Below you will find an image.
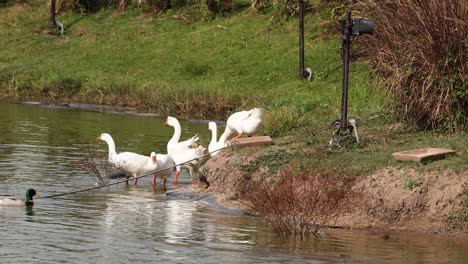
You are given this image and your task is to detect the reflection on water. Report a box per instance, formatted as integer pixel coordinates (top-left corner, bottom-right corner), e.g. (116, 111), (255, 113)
(0, 103), (467, 263)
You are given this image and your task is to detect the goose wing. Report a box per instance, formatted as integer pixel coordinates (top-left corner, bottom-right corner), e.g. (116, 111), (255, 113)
(177, 135), (200, 149)
(113, 152), (150, 173)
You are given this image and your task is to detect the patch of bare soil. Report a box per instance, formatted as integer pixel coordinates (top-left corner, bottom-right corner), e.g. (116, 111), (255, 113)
(336, 168), (467, 234)
(201, 149), (468, 236)
(201, 150), (254, 211)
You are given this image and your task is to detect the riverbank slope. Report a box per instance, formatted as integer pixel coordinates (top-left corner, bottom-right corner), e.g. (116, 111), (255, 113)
(200, 136), (467, 236)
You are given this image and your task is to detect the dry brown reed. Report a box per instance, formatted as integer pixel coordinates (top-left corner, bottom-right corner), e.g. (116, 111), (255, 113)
(244, 166), (359, 236)
(357, 0), (467, 131)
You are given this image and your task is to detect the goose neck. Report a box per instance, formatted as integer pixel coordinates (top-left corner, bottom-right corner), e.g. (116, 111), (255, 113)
(219, 127), (232, 144)
(218, 131), (228, 145)
(210, 125), (218, 146)
(169, 121), (182, 144)
(104, 138), (117, 158)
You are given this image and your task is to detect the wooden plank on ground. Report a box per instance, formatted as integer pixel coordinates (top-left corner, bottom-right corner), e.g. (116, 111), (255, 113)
(392, 148), (456, 163)
(227, 136), (272, 149)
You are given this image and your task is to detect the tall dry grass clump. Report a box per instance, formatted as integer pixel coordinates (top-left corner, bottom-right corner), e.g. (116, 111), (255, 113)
(244, 166), (359, 236)
(359, 0), (467, 131)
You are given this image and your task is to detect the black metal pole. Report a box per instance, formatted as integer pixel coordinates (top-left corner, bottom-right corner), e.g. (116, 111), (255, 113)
(49, 0), (57, 29)
(340, 10), (352, 132)
(299, 0), (305, 79)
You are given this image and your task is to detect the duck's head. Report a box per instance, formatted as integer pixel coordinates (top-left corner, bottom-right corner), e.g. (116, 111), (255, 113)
(25, 189), (39, 201)
(164, 116), (177, 127)
(150, 152), (157, 164)
(208, 122), (217, 131)
(97, 133), (112, 142)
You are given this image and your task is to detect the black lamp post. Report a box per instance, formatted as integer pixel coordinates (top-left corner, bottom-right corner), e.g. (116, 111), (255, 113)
(339, 10), (352, 132)
(298, 0), (312, 80)
(49, 0), (57, 29)
(330, 10), (374, 146)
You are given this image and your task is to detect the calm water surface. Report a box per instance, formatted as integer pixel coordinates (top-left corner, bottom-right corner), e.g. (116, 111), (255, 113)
(0, 103), (467, 263)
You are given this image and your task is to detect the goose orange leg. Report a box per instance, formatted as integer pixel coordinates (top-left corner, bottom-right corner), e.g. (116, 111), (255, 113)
(173, 171), (180, 185)
(231, 133), (243, 141)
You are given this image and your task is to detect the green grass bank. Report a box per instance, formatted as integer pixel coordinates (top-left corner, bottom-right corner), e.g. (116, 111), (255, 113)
(0, 2), (383, 122)
(0, 2), (466, 173)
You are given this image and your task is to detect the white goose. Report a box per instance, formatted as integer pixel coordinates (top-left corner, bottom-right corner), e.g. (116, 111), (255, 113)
(164, 116), (206, 184)
(98, 133), (157, 185)
(151, 152), (174, 190)
(208, 121), (228, 157)
(221, 108), (264, 141)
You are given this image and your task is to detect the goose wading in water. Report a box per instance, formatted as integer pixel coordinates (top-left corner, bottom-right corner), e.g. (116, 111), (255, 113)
(0, 189), (39, 206)
(164, 116), (206, 184)
(208, 121), (228, 157)
(151, 152), (174, 190)
(221, 108), (264, 141)
(98, 133), (157, 185)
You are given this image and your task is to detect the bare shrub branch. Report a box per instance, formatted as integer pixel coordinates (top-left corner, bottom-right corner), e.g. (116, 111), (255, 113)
(72, 144), (114, 186)
(244, 166), (360, 236)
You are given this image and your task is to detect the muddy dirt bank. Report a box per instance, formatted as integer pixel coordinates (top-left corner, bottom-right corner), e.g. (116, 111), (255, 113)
(199, 148), (467, 236)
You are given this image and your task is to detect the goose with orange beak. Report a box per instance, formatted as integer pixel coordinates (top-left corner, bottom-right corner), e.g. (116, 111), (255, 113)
(97, 133), (157, 185)
(164, 116), (206, 184)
